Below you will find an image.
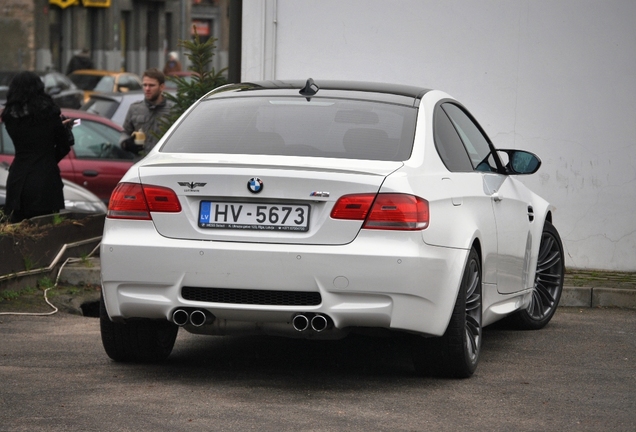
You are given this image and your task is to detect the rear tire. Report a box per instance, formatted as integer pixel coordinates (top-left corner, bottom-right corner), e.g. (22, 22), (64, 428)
(508, 221), (564, 330)
(413, 248), (482, 378)
(99, 294), (178, 362)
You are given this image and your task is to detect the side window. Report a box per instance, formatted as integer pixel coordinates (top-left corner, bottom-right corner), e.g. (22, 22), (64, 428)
(1, 125), (16, 155)
(72, 120), (134, 160)
(433, 106), (473, 172)
(57, 74), (70, 91)
(43, 74), (56, 92)
(442, 103), (497, 172)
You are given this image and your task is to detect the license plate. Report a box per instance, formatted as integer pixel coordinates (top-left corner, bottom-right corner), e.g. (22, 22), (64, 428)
(199, 201), (310, 232)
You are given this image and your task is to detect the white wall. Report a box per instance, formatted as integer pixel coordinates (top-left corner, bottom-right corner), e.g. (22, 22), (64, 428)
(242, 0), (636, 271)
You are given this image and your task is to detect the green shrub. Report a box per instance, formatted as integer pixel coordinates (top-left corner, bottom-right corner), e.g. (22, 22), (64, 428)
(158, 28), (228, 138)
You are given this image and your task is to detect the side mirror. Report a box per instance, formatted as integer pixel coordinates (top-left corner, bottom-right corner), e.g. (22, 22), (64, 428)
(497, 149), (541, 175)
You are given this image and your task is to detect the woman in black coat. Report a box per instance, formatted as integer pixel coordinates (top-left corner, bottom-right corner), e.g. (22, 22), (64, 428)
(1, 71), (74, 223)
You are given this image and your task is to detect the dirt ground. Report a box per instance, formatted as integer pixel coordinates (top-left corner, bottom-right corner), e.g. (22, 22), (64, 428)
(0, 283), (101, 316)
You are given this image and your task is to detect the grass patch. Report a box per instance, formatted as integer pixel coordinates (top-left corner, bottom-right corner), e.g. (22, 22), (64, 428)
(52, 214), (66, 225)
(0, 283), (100, 314)
(564, 269), (636, 288)
(78, 254), (94, 267)
(0, 285), (40, 302)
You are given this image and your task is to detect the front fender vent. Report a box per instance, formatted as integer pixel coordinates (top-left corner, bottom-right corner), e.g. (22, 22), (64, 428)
(182, 286), (322, 306)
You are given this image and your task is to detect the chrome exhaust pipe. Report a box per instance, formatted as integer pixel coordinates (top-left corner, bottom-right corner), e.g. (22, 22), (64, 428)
(172, 309), (189, 326)
(311, 314), (328, 332)
(189, 309), (212, 327)
(292, 314), (309, 332)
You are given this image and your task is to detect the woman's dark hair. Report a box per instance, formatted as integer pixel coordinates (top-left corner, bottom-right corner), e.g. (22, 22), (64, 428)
(1, 71), (57, 121)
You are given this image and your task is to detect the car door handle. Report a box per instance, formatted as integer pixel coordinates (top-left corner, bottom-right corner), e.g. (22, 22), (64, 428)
(83, 170), (99, 177)
(492, 192), (503, 202)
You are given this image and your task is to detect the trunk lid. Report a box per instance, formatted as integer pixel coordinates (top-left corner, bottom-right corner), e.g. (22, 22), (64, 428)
(138, 154), (402, 245)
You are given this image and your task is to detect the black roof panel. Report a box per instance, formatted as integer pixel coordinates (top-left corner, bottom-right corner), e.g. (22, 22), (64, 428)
(205, 79), (431, 106)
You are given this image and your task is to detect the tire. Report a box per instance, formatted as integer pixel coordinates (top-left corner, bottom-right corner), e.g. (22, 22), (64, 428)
(413, 248), (482, 378)
(99, 294), (179, 362)
(508, 221), (564, 330)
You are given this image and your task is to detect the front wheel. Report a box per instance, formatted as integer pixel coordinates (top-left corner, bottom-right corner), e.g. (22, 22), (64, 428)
(99, 294), (179, 362)
(413, 247), (482, 378)
(508, 221), (564, 330)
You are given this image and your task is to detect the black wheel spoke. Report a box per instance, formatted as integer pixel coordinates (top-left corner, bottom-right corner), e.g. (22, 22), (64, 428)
(535, 281), (556, 306)
(528, 229), (564, 320)
(465, 256), (482, 360)
(466, 315), (480, 336)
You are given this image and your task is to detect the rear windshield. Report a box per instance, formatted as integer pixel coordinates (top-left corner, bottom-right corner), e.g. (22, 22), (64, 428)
(161, 96), (417, 161)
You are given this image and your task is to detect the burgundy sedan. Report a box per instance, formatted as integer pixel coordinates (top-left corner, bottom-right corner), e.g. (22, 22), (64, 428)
(0, 109), (135, 202)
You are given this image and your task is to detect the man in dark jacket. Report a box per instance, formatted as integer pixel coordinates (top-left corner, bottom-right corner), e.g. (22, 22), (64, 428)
(65, 48), (94, 75)
(120, 68), (173, 155)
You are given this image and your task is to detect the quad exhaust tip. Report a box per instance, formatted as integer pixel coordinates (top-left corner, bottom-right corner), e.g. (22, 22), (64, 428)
(293, 313), (331, 333)
(174, 309), (330, 332)
(172, 309), (214, 327)
(311, 314), (328, 332)
(292, 314), (310, 332)
(173, 309), (190, 326)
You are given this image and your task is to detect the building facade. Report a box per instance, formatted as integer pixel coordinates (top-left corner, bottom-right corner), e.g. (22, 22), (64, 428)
(0, 0), (229, 75)
(242, 0), (636, 272)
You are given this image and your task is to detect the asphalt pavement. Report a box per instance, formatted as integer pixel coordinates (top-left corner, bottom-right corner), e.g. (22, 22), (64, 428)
(0, 307), (634, 431)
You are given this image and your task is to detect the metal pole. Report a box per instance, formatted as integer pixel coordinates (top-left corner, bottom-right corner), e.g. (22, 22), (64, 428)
(228, 0), (242, 83)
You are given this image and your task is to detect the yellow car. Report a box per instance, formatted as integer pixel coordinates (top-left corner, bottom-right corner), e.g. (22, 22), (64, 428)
(68, 69), (142, 103)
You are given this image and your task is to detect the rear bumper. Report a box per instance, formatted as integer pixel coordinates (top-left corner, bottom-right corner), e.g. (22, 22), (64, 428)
(100, 219), (468, 337)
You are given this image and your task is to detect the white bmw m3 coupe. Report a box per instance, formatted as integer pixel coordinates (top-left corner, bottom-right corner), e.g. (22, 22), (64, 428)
(99, 79), (564, 378)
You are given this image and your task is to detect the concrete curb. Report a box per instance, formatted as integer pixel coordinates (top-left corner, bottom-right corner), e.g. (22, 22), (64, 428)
(560, 286), (636, 308)
(59, 259), (636, 310)
(58, 257), (101, 287)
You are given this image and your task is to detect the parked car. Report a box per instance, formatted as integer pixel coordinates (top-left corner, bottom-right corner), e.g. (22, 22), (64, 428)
(79, 90), (144, 127)
(68, 70), (142, 103)
(0, 109), (135, 203)
(0, 162), (106, 215)
(99, 79), (564, 378)
(0, 70), (84, 109)
(80, 89), (175, 127)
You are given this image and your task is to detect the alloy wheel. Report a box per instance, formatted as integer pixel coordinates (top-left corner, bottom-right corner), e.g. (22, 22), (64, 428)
(464, 257), (482, 362)
(528, 230), (563, 320)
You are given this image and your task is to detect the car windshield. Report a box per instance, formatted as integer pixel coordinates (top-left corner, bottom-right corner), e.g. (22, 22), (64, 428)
(82, 97), (119, 120)
(70, 74), (111, 91)
(94, 76), (116, 92)
(161, 96), (417, 161)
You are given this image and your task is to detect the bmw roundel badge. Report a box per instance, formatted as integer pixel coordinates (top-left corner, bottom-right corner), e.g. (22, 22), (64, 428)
(247, 177), (264, 194)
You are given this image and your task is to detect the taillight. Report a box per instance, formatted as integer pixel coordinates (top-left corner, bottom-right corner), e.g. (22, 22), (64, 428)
(329, 194), (376, 220)
(331, 193), (429, 230)
(107, 183), (182, 220)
